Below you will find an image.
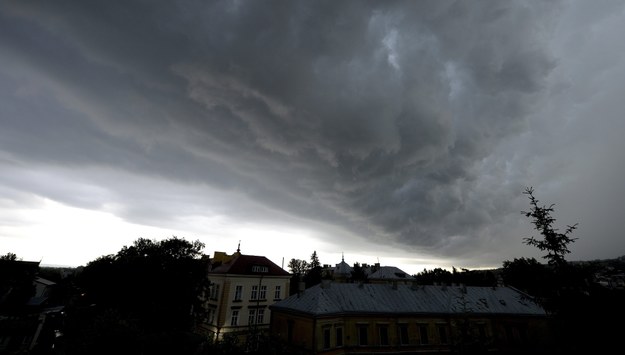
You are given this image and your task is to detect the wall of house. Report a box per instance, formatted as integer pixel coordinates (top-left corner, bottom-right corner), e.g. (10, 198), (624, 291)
(314, 314), (453, 353)
(201, 274), (290, 341)
(271, 311), (315, 351)
(270, 311), (552, 354)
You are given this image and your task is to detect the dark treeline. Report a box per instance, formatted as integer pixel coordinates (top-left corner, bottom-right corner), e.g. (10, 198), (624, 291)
(64, 237), (209, 355)
(414, 267), (498, 287)
(19, 237), (276, 355)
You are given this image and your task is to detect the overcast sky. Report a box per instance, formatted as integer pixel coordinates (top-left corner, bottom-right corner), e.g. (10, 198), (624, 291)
(1, 0), (625, 274)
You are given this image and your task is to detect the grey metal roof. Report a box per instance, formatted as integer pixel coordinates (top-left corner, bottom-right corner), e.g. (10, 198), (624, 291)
(368, 266), (414, 280)
(270, 283), (545, 317)
(333, 260), (353, 275)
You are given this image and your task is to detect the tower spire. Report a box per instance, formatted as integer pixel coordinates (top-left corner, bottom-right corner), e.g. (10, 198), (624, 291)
(237, 240), (241, 254)
(342, 252), (344, 262)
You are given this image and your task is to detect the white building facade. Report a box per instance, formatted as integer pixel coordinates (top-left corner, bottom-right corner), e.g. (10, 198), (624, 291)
(199, 251), (291, 341)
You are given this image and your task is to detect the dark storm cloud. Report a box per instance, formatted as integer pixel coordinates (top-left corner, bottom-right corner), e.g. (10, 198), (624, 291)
(6, 0), (615, 265)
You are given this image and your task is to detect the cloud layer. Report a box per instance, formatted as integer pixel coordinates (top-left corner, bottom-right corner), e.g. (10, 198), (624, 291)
(1, 1), (625, 268)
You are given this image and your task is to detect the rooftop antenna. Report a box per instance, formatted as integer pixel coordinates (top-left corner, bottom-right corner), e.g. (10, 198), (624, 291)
(237, 240), (241, 253)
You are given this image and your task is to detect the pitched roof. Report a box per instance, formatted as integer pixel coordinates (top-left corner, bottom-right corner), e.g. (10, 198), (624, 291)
(209, 254), (290, 277)
(270, 283), (545, 317)
(368, 266), (414, 280)
(333, 260), (353, 275)
(35, 277), (56, 286)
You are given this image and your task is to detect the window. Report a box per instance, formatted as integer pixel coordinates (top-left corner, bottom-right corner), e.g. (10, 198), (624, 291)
(477, 323), (486, 342)
(378, 325), (389, 346)
(274, 285), (282, 299)
(252, 265), (269, 273)
(210, 283), (220, 300)
(207, 309), (215, 324)
(256, 309), (265, 324)
(505, 324), (526, 345)
(251, 285), (258, 300)
(234, 285), (243, 301)
(438, 325), (448, 344)
(259, 285), (267, 300)
(358, 326), (368, 346)
(230, 310), (239, 326)
(505, 325), (515, 344)
(336, 327), (343, 347)
(287, 320), (294, 344)
(518, 325), (528, 344)
(399, 324), (409, 345)
(323, 328), (331, 349)
(419, 324), (429, 345)
(248, 309), (256, 325)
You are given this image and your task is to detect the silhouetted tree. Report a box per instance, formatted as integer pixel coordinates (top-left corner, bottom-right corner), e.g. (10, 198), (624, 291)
(0, 252), (18, 261)
(0, 257), (37, 314)
(522, 187), (577, 268)
(456, 268), (497, 287)
(415, 267), (453, 285)
(415, 267), (496, 287)
(288, 253), (323, 290)
(304, 251), (322, 287)
(287, 258), (308, 275)
(514, 188), (611, 353)
(350, 262), (368, 283)
(309, 251), (320, 269)
(502, 257), (551, 297)
(517, 187), (587, 313)
(66, 237), (209, 355)
(287, 258), (308, 295)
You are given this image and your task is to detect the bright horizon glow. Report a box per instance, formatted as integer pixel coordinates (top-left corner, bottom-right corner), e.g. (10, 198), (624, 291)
(0, 197), (455, 275)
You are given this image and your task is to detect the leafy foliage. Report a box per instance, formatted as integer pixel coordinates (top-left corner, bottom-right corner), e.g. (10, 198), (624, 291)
(309, 251), (320, 269)
(350, 262), (368, 283)
(288, 252), (324, 294)
(287, 258), (308, 275)
(414, 267), (496, 287)
(501, 257), (553, 299)
(507, 188), (625, 353)
(0, 258), (37, 314)
(414, 267), (453, 285)
(66, 237), (209, 354)
(0, 252), (18, 261)
(304, 251), (322, 287)
(522, 187), (577, 267)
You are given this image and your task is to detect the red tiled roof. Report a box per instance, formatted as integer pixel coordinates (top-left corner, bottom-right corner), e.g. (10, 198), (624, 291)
(209, 254), (290, 276)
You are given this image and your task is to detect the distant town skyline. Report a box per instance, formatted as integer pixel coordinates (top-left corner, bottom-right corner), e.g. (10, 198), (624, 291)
(2, 1), (625, 275)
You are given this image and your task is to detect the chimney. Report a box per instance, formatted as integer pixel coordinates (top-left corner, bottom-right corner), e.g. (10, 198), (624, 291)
(496, 275), (504, 287)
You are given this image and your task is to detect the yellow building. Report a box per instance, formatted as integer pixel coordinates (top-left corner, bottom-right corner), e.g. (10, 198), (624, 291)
(198, 250), (291, 343)
(270, 282), (552, 354)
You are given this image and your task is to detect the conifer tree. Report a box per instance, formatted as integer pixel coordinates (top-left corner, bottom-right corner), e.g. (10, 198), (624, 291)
(522, 187), (578, 268)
